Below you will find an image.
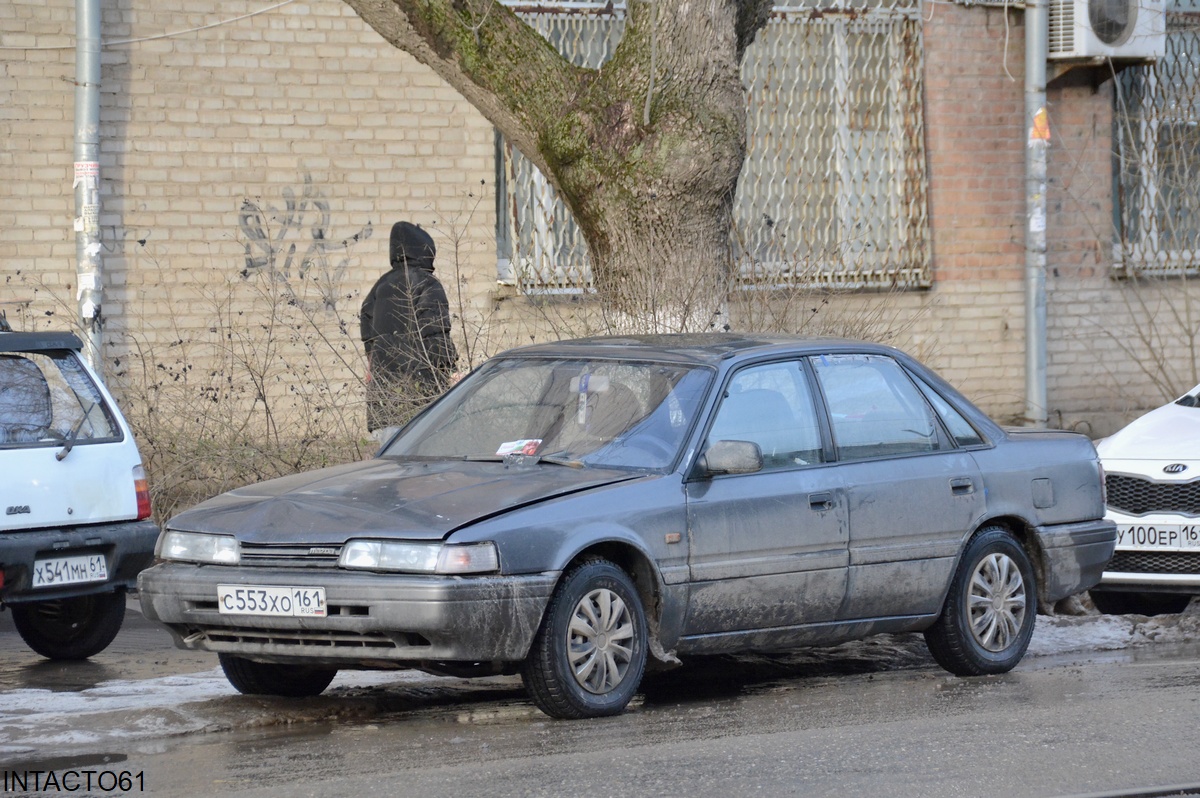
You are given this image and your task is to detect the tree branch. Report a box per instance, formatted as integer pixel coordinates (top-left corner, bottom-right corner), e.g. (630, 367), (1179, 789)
(734, 0), (773, 62)
(343, 0), (588, 180)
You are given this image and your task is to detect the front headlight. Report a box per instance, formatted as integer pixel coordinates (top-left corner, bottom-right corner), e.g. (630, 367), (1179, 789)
(157, 530), (241, 565)
(338, 540), (499, 574)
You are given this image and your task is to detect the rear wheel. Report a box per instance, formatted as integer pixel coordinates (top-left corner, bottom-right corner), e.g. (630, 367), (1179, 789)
(11, 592), (126, 660)
(219, 653), (337, 697)
(1089, 590), (1192, 616)
(522, 558), (647, 719)
(924, 526), (1037, 676)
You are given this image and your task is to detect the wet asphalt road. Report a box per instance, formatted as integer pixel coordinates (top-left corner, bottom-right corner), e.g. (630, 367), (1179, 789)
(4, 600), (1200, 798)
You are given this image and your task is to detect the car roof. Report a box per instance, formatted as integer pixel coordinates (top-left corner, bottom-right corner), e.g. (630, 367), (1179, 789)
(498, 333), (901, 366)
(0, 331), (84, 354)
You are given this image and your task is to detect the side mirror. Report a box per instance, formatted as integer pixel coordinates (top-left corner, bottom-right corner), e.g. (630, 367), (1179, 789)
(698, 440), (764, 476)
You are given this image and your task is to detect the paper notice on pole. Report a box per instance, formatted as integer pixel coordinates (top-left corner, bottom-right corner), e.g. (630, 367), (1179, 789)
(73, 161), (100, 189)
(82, 205), (99, 234)
(1030, 209), (1047, 233)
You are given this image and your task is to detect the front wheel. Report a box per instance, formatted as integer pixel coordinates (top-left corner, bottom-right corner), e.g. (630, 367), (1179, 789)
(522, 558), (648, 719)
(219, 653), (338, 697)
(11, 592), (126, 660)
(924, 526), (1037, 676)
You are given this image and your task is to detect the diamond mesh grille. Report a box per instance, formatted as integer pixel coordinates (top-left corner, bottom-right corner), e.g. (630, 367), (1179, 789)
(1108, 550), (1200, 574)
(497, 0), (931, 292)
(1115, 0), (1200, 274)
(1107, 473), (1200, 516)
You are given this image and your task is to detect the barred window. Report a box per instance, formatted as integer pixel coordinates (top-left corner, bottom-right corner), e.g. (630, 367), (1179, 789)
(496, 0), (932, 293)
(1115, 0), (1200, 275)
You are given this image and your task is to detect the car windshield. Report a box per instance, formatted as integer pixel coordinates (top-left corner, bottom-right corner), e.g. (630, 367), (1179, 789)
(1177, 384), (1200, 407)
(383, 357), (713, 470)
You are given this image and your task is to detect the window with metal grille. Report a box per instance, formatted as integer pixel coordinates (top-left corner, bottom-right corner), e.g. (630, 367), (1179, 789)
(496, 0), (932, 293)
(1114, 0), (1200, 275)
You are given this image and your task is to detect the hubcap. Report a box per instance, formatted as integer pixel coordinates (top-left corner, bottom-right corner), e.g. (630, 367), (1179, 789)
(968, 552), (1027, 652)
(567, 588), (635, 695)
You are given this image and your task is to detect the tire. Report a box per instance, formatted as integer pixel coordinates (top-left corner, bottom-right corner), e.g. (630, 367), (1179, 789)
(11, 592), (126, 660)
(1089, 590), (1192, 616)
(219, 653), (338, 697)
(522, 558), (648, 719)
(924, 526), (1037, 676)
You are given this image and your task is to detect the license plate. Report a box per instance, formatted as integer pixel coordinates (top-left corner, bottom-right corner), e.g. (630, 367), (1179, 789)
(1116, 523), (1200, 550)
(33, 554), (108, 588)
(217, 585), (327, 617)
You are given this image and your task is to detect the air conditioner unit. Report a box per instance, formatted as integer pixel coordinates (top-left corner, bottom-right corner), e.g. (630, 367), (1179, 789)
(1048, 0), (1166, 60)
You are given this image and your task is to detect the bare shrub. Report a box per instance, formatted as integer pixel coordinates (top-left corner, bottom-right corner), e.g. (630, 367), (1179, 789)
(109, 269), (381, 522)
(15, 263), (388, 523)
(1081, 272), (1200, 406)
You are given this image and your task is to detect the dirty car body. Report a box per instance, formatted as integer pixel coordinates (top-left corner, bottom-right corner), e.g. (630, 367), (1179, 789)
(139, 335), (1115, 718)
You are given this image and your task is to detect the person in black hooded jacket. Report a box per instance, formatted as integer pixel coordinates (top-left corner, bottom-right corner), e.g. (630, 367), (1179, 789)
(361, 221), (457, 435)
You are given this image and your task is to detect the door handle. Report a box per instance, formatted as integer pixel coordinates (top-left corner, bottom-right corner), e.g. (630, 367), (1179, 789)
(809, 492), (834, 511)
(950, 477), (975, 495)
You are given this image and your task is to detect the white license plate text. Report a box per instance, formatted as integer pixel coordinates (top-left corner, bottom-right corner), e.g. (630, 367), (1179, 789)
(217, 585), (327, 617)
(1116, 524), (1200, 550)
(33, 554), (108, 588)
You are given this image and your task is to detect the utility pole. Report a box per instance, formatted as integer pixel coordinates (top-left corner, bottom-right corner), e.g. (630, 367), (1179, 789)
(73, 0), (104, 379)
(1024, 0), (1050, 427)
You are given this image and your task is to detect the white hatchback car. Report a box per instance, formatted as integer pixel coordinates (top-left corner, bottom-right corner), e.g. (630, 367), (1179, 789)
(1092, 385), (1200, 615)
(0, 325), (159, 658)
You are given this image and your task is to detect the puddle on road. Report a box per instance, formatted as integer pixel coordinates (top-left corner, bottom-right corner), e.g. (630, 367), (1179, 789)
(5, 607), (1200, 767)
(0, 660), (123, 694)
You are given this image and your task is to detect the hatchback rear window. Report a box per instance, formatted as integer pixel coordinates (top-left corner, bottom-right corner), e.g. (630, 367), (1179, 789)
(0, 350), (119, 447)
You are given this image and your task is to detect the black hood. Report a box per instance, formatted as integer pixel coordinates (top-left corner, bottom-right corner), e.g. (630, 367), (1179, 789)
(389, 222), (436, 272)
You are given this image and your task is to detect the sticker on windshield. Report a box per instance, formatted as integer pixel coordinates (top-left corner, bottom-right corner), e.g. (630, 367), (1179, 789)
(496, 439), (542, 456)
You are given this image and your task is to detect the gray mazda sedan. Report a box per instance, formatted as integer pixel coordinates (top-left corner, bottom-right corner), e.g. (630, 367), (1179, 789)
(139, 334), (1115, 718)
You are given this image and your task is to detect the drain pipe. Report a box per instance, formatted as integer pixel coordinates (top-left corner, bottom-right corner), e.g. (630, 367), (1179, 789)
(1024, 0), (1049, 427)
(73, 0), (104, 379)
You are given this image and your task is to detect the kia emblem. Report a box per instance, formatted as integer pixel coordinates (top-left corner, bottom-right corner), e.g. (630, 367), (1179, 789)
(1164, 463), (1189, 474)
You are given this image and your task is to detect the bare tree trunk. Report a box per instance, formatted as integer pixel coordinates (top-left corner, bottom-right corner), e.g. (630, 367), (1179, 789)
(589, 200), (734, 333)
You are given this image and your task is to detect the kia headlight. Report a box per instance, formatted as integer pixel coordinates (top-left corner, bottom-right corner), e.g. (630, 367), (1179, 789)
(157, 530), (241, 565)
(339, 541), (499, 574)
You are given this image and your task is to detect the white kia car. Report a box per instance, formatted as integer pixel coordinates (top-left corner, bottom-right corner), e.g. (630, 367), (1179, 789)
(1091, 386), (1200, 615)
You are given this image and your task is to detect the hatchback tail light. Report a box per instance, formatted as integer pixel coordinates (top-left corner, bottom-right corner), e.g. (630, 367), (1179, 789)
(134, 465), (152, 520)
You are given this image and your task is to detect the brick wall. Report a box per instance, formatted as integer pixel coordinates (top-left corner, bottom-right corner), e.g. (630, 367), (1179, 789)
(1, 0), (498, 374)
(0, 0), (1177, 435)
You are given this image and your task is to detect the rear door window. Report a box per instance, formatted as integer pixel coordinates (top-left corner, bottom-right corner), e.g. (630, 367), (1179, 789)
(811, 354), (944, 461)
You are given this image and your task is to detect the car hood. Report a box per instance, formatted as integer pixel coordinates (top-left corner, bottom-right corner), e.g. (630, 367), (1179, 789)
(167, 458), (641, 544)
(1097, 400), (1200, 461)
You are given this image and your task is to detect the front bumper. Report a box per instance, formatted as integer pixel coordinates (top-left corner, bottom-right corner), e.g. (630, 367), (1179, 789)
(1035, 518), (1117, 603)
(137, 562), (559, 667)
(1095, 509), (1200, 592)
(0, 520), (160, 604)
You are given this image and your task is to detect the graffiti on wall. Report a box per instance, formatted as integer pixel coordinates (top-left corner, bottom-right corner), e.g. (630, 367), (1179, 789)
(238, 174), (373, 311)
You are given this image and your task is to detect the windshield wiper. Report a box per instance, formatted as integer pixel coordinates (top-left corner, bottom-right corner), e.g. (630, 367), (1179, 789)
(55, 409), (91, 462)
(536, 453), (585, 468)
(461, 452), (584, 468)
